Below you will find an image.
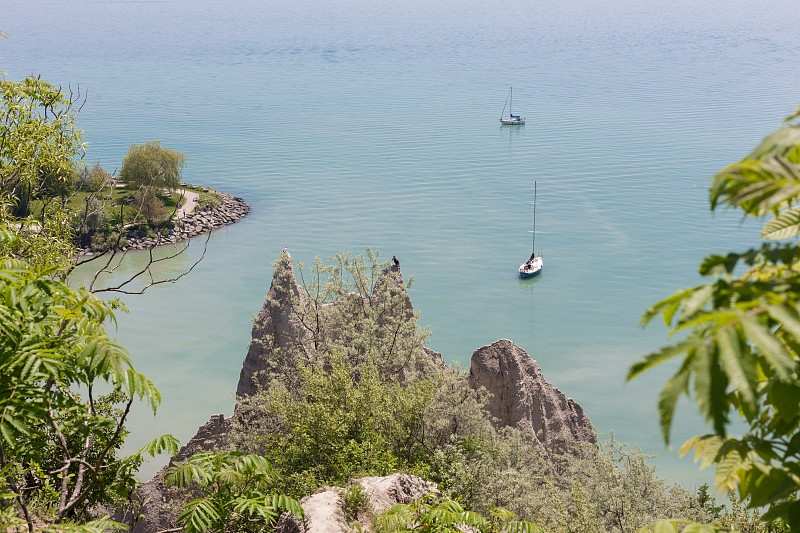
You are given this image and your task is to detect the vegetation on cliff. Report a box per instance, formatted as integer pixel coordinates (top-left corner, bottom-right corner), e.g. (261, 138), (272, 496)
(227, 250), (717, 532)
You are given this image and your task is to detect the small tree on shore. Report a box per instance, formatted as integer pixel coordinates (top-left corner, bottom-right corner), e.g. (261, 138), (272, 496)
(78, 162), (111, 193)
(120, 140), (185, 192)
(132, 187), (169, 226)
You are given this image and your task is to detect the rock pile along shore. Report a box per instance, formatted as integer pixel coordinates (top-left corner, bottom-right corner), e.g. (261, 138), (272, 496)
(82, 190), (250, 254)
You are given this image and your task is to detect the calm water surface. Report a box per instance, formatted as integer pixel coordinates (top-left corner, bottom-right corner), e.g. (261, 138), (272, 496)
(4, 0), (800, 483)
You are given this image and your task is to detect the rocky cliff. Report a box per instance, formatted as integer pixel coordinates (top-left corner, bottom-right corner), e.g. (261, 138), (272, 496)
(236, 254), (312, 398)
(468, 339), (595, 456)
(133, 253), (595, 532)
(237, 253), (442, 398)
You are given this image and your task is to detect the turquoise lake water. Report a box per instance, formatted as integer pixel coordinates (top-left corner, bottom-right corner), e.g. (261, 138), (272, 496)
(4, 0), (800, 484)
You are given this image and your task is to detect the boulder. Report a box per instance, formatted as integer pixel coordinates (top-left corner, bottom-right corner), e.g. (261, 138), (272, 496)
(299, 489), (348, 533)
(355, 473), (437, 514)
(274, 473), (438, 533)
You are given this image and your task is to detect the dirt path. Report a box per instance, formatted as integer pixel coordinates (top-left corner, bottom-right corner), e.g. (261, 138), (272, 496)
(177, 188), (200, 218)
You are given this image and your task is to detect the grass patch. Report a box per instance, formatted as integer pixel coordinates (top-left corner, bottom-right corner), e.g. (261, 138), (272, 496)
(64, 186), (183, 224)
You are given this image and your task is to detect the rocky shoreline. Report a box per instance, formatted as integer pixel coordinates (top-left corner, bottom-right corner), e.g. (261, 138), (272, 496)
(78, 188), (250, 255)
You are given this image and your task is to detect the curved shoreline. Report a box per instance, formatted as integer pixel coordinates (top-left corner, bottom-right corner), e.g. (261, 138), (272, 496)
(77, 185), (251, 255)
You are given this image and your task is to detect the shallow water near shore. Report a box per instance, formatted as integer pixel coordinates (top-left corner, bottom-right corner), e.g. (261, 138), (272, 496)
(5, 0), (800, 484)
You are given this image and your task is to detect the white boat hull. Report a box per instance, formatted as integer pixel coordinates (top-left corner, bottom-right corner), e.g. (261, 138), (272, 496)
(519, 255), (543, 278)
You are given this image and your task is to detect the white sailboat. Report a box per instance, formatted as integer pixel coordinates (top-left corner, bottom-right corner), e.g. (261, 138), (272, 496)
(519, 181), (542, 278)
(500, 87), (525, 125)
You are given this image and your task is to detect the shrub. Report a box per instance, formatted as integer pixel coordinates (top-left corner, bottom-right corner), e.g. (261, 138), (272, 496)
(233, 350), (437, 498)
(131, 187), (168, 226)
(164, 451), (303, 533)
(78, 161), (111, 193)
(90, 230), (126, 251)
(197, 191), (221, 210)
(376, 493), (544, 533)
(82, 196), (109, 234)
(343, 482), (370, 523)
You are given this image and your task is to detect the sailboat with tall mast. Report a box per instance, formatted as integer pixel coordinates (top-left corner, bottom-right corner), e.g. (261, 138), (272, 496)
(519, 181), (543, 278)
(500, 87), (525, 125)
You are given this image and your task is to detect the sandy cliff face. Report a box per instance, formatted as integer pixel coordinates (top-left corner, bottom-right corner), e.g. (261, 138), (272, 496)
(236, 254), (442, 398)
(236, 254), (312, 398)
(468, 339), (596, 456)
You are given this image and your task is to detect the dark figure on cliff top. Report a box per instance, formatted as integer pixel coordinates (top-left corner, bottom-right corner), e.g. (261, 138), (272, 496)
(392, 255), (399, 267)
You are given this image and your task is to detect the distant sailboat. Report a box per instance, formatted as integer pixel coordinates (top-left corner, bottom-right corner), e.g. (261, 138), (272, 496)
(500, 87), (525, 125)
(519, 181), (542, 278)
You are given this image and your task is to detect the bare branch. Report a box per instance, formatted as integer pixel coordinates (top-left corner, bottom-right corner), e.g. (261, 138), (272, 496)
(58, 396), (134, 519)
(91, 231), (210, 294)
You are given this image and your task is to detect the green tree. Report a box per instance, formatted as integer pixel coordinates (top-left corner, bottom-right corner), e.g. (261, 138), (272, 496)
(628, 109), (800, 530)
(120, 140), (186, 192)
(0, 73), (86, 271)
(0, 247), (178, 531)
(77, 161), (110, 193)
(164, 451), (303, 533)
(131, 186), (169, 225)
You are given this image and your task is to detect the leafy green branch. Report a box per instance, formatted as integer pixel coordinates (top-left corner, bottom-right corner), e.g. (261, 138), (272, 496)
(164, 451), (303, 533)
(628, 114), (800, 530)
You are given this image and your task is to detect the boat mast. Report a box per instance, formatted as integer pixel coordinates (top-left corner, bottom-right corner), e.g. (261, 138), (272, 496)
(510, 87), (513, 117)
(500, 88), (510, 119)
(532, 181), (536, 256)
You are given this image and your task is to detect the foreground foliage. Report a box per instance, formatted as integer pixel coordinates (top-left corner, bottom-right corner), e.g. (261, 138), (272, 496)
(1, 36), (225, 531)
(165, 451), (303, 533)
(628, 110), (800, 530)
(0, 250), (179, 531)
(376, 493), (543, 533)
(0, 72), (85, 271)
